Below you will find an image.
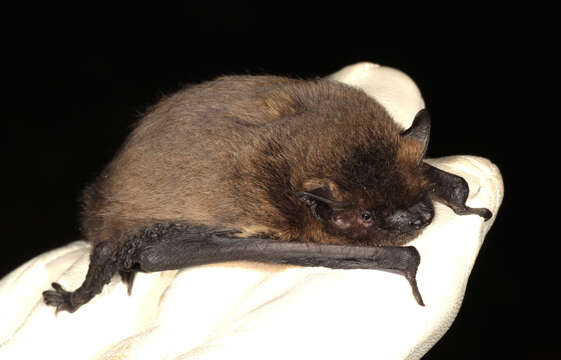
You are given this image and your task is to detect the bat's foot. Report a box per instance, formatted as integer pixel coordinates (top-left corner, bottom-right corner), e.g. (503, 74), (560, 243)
(43, 282), (78, 314)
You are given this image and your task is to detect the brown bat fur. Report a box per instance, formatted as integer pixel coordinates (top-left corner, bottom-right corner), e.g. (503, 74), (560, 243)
(80, 75), (429, 249)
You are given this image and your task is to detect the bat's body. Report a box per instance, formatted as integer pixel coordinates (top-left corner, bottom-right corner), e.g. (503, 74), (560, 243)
(43, 75), (492, 313)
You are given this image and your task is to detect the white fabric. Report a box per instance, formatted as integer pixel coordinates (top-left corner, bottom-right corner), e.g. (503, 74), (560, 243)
(0, 62), (503, 360)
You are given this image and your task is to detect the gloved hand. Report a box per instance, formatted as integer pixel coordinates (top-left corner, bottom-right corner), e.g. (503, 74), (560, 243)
(0, 62), (503, 360)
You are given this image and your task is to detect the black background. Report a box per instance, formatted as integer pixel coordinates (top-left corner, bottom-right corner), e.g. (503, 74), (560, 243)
(2, 4), (556, 358)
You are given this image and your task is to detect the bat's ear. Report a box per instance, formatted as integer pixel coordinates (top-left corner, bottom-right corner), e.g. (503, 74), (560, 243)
(401, 109), (431, 160)
(296, 179), (348, 222)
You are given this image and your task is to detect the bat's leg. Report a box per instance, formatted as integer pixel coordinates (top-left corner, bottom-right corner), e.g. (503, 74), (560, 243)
(424, 163), (492, 220)
(43, 241), (120, 313)
(123, 224), (425, 305)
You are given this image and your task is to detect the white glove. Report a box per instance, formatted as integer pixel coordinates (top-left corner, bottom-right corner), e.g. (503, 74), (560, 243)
(0, 62), (503, 360)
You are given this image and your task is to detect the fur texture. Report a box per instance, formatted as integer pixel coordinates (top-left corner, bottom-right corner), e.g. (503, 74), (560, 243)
(44, 75), (495, 313)
(81, 75), (430, 248)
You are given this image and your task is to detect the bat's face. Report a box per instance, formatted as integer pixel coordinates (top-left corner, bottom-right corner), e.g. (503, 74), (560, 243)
(297, 188), (434, 246)
(296, 109), (434, 246)
(333, 194), (434, 245)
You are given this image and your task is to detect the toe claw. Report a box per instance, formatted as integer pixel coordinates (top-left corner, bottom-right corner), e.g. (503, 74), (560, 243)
(42, 282), (76, 313)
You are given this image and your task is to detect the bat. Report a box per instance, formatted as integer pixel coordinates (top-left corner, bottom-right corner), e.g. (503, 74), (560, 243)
(43, 75), (492, 313)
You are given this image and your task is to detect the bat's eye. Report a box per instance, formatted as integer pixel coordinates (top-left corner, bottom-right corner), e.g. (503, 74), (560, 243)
(360, 211), (372, 222)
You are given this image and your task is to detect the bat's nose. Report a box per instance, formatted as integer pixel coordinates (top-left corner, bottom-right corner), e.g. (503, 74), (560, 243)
(389, 211), (425, 231)
(388, 202), (434, 232)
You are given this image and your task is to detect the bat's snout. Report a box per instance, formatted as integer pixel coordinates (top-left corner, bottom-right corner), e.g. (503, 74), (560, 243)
(387, 201), (434, 232)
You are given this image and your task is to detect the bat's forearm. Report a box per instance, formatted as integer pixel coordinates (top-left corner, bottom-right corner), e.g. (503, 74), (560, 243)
(138, 235), (417, 272)
(132, 231), (424, 305)
(43, 225), (426, 314)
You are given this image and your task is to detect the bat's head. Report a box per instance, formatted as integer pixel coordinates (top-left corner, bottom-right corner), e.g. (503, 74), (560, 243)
(297, 110), (434, 246)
